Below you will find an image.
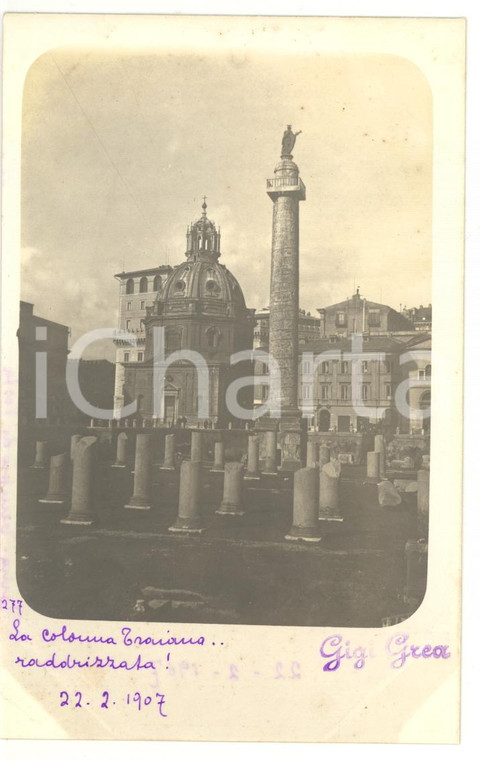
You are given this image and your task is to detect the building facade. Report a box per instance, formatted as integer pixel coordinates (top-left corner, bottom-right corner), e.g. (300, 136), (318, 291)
(17, 301), (71, 425)
(253, 300), (431, 434)
(122, 203), (255, 426)
(113, 265), (172, 418)
(298, 335), (401, 433)
(316, 288), (415, 337)
(401, 304), (432, 332)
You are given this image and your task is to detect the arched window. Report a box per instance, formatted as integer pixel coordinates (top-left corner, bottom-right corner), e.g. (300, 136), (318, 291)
(206, 326), (221, 349)
(425, 364), (431, 377)
(153, 275), (161, 291)
(139, 277), (148, 293)
(126, 278), (134, 294)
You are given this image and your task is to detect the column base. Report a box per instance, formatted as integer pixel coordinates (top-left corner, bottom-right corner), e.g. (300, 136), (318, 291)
(211, 466), (225, 473)
(30, 464), (46, 469)
(124, 496), (152, 510)
(285, 527), (322, 543)
(363, 477), (381, 485)
(61, 516), (96, 526)
(168, 517), (204, 534)
(244, 473), (261, 480)
(39, 496), (66, 504)
(215, 504), (245, 517)
(261, 470), (278, 477)
(318, 509), (344, 522)
(159, 464), (176, 471)
(111, 463), (127, 469)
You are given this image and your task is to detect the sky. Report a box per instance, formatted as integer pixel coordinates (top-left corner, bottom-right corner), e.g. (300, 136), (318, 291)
(21, 48), (432, 358)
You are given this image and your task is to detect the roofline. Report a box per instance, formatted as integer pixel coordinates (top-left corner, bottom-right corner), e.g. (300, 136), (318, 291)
(114, 265), (173, 279)
(315, 298), (413, 317)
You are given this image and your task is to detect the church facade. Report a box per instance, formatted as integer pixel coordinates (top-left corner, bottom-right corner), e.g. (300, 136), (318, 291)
(122, 203), (255, 427)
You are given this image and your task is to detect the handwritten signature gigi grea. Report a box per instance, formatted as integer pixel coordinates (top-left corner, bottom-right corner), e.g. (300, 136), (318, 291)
(319, 634), (451, 671)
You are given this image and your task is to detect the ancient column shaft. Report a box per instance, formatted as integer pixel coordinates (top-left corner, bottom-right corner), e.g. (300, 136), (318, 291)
(270, 196), (299, 411)
(260, 148), (307, 472)
(61, 436), (97, 525)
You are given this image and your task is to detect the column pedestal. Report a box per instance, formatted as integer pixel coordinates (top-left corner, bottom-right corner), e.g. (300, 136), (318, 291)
(256, 412), (307, 473)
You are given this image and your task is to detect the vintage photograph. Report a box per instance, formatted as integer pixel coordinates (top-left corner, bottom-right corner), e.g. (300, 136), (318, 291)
(16, 45), (433, 628)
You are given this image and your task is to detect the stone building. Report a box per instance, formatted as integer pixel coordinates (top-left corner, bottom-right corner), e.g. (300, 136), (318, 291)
(297, 332), (431, 434)
(122, 202), (255, 426)
(316, 288), (415, 337)
(254, 318), (431, 434)
(113, 265), (172, 418)
(253, 307), (323, 407)
(17, 301), (71, 425)
(395, 333), (432, 434)
(73, 359), (116, 423)
(401, 304), (432, 332)
(298, 335), (401, 433)
(253, 307), (323, 350)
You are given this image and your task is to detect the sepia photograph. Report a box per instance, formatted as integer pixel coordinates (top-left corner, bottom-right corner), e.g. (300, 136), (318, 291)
(16, 44), (433, 627)
(1, 11), (464, 743)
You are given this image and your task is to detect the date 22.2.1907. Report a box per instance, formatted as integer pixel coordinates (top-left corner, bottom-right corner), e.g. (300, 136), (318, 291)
(59, 690), (167, 716)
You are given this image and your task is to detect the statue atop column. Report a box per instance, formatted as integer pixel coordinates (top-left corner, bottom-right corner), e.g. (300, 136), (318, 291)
(281, 125), (302, 158)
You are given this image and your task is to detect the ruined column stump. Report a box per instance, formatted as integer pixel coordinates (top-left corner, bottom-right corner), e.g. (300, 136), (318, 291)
(417, 468), (430, 540)
(245, 436), (261, 480)
(39, 453), (69, 504)
(70, 434), (82, 461)
(190, 431), (203, 463)
(364, 451), (381, 484)
(160, 433), (176, 470)
(61, 437), (98, 525)
(306, 440), (319, 468)
(216, 462), (245, 517)
(112, 431), (128, 468)
(374, 434), (386, 478)
(262, 431), (278, 475)
(169, 460), (204, 534)
(285, 467), (321, 542)
(124, 433), (152, 510)
(319, 460), (343, 522)
(318, 444), (330, 469)
(30, 441), (48, 469)
(211, 441), (225, 473)
(404, 538), (428, 611)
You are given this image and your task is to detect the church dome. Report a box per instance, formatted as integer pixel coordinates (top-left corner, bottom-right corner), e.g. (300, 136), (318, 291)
(154, 201), (247, 315)
(158, 258), (246, 309)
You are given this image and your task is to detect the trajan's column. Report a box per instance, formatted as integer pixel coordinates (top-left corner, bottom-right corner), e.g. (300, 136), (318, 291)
(258, 125), (307, 470)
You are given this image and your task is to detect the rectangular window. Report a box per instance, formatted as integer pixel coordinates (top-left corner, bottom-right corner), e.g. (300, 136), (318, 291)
(127, 302), (132, 311)
(126, 319), (131, 331)
(321, 385), (329, 400)
(384, 360), (392, 373)
(303, 361), (311, 374)
(419, 369), (426, 380)
(368, 309), (381, 326)
(341, 385), (349, 400)
(262, 385), (269, 401)
(140, 301), (145, 310)
(341, 361), (349, 375)
(385, 383), (392, 399)
(336, 311), (346, 326)
(123, 352), (130, 363)
(362, 384), (368, 400)
(137, 352), (144, 362)
(303, 385), (311, 400)
(362, 360), (368, 374)
(322, 361), (330, 374)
